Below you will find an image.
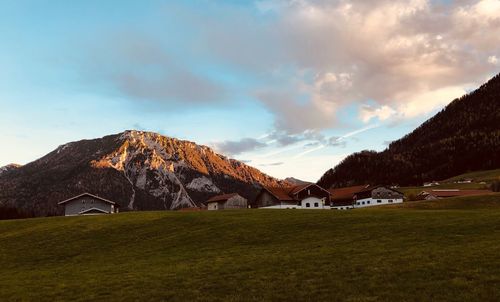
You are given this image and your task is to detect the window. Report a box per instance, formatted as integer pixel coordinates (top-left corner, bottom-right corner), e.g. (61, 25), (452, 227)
(377, 200), (382, 203)
(357, 202), (360, 205)
(389, 200), (393, 203)
(362, 201), (365, 205)
(314, 202), (319, 207)
(306, 203), (310, 208)
(367, 201), (370, 204)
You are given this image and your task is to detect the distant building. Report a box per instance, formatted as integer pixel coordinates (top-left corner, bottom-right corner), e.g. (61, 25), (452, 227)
(204, 193), (247, 210)
(417, 189), (493, 200)
(455, 179), (473, 184)
(328, 185), (369, 210)
(353, 186), (404, 208)
(423, 181), (440, 187)
(58, 193), (120, 216)
(254, 184), (331, 209)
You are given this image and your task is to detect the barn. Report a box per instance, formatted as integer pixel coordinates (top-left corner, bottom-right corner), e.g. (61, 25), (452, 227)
(254, 184), (331, 209)
(353, 186), (404, 208)
(204, 193), (248, 210)
(58, 193), (120, 216)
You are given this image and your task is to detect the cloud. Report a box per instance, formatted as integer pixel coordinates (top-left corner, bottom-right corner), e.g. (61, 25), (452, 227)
(80, 0), (500, 134)
(215, 0), (500, 131)
(258, 162), (284, 166)
(212, 138), (267, 156)
(488, 55), (499, 65)
(83, 32), (227, 105)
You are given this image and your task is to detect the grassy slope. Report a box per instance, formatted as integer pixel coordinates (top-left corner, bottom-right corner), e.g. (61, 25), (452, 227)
(398, 169), (500, 199)
(1, 206), (500, 302)
(444, 169), (500, 183)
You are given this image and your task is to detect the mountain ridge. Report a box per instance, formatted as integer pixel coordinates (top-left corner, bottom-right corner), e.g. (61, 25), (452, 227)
(318, 73), (500, 188)
(0, 130), (288, 216)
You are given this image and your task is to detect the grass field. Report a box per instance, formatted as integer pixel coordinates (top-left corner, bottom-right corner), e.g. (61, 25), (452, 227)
(1, 198), (500, 301)
(444, 169), (500, 183)
(398, 169), (500, 199)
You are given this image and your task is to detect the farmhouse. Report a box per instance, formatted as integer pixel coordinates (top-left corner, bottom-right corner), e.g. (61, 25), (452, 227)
(58, 193), (120, 216)
(254, 184), (331, 209)
(417, 189), (493, 200)
(328, 185), (369, 210)
(204, 193), (248, 210)
(353, 186), (404, 208)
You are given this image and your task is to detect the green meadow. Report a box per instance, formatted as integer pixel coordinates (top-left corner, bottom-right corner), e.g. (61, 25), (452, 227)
(1, 196), (500, 302)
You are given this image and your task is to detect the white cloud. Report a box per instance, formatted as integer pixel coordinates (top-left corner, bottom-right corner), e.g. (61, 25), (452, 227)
(360, 105), (397, 123)
(488, 55), (499, 65)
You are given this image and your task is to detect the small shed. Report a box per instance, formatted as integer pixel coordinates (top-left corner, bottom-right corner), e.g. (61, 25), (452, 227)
(58, 193), (120, 216)
(204, 193), (247, 210)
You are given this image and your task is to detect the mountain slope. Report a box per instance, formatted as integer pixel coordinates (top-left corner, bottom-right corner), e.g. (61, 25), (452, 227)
(0, 130), (287, 216)
(0, 164), (21, 176)
(318, 73), (500, 188)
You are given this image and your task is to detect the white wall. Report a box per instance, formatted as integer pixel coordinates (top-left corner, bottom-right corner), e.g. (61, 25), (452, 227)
(207, 202), (219, 211)
(260, 198), (331, 210)
(300, 197), (326, 209)
(354, 198), (403, 208)
(331, 205), (354, 210)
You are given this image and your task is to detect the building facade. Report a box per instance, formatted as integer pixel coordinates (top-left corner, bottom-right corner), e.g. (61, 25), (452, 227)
(353, 186), (404, 208)
(58, 193), (120, 216)
(205, 193), (248, 210)
(254, 184), (331, 209)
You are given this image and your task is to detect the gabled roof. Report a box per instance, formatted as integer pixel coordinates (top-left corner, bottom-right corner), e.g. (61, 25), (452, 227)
(58, 193), (119, 206)
(79, 207), (109, 215)
(262, 184), (330, 202)
(354, 185), (404, 196)
(262, 187), (295, 201)
(205, 193), (240, 204)
(328, 185), (369, 201)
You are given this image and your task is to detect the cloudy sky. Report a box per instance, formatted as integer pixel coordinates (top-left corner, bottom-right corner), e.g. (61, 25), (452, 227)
(1, 0), (499, 181)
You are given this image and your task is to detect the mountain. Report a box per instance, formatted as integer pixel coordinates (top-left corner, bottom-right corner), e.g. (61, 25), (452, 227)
(284, 177), (312, 185)
(0, 130), (287, 216)
(318, 73), (500, 188)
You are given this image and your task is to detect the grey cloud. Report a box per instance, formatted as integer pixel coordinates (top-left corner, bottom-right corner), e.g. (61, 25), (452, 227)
(212, 138), (267, 156)
(83, 32), (227, 105)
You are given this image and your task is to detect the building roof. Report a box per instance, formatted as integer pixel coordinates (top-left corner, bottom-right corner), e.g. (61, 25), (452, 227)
(419, 189), (493, 198)
(354, 185), (404, 196)
(262, 184), (330, 202)
(58, 193), (119, 206)
(328, 185), (369, 201)
(205, 193), (240, 204)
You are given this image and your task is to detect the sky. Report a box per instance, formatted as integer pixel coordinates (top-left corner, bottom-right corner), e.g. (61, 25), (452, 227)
(1, 0), (499, 181)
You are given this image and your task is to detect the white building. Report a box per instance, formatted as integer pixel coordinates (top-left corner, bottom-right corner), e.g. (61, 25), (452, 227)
(254, 184), (332, 209)
(353, 186), (404, 208)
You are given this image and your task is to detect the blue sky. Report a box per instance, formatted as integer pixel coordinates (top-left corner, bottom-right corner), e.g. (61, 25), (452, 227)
(1, 0), (499, 181)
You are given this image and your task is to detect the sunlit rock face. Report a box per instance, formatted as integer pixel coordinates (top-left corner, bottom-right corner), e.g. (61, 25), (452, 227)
(0, 130), (288, 216)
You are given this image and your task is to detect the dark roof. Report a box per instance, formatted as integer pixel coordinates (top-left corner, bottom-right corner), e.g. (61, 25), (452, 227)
(58, 193), (119, 206)
(262, 184), (330, 202)
(328, 185), (369, 201)
(205, 193), (240, 204)
(354, 185), (404, 196)
(419, 189), (493, 198)
(263, 187), (295, 201)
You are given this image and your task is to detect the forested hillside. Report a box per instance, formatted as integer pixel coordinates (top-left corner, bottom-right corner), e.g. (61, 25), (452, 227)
(318, 73), (500, 188)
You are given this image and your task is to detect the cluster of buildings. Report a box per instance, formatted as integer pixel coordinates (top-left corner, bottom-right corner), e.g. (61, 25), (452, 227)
(58, 183), (405, 216)
(180, 183), (405, 212)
